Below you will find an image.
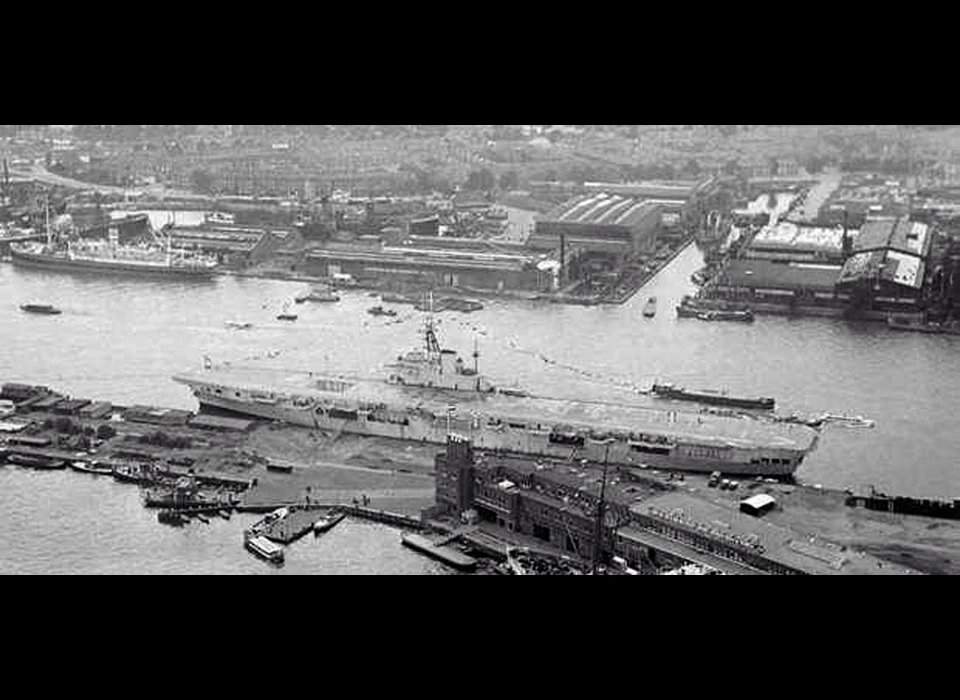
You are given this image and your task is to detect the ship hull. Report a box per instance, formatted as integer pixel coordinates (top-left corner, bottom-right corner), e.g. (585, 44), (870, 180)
(11, 247), (218, 280)
(187, 387), (807, 478)
(653, 389), (774, 411)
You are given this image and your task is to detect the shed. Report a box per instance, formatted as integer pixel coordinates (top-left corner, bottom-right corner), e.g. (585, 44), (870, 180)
(740, 494), (777, 517)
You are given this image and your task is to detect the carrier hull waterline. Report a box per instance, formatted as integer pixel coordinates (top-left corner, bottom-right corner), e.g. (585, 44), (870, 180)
(174, 379), (817, 478)
(174, 311), (817, 478)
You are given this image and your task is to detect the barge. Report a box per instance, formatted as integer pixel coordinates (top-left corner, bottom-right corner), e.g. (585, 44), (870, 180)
(401, 532), (477, 571)
(652, 383), (776, 411)
(20, 303), (62, 315)
(244, 531), (285, 564)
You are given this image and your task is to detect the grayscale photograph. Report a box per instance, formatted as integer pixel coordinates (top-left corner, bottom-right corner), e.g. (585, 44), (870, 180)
(0, 124), (955, 575)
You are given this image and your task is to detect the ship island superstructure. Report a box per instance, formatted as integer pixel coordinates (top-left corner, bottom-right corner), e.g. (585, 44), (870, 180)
(173, 316), (818, 477)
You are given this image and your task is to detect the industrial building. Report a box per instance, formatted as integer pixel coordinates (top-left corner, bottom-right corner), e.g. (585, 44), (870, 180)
(709, 258), (845, 306)
(836, 216), (931, 307)
(431, 437), (883, 575)
(744, 221), (854, 264)
(167, 224), (294, 269)
(304, 239), (548, 292)
(531, 193), (663, 260)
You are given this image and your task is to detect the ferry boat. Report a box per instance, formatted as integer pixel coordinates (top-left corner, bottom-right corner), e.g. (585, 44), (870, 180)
(652, 383), (775, 411)
(20, 303), (62, 315)
(244, 531), (285, 564)
(643, 297), (657, 318)
(174, 312), (818, 478)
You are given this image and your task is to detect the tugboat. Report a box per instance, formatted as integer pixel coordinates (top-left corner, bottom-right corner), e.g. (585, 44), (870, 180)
(276, 303), (298, 322)
(643, 297), (657, 318)
(367, 305), (398, 318)
(20, 303), (61, 315)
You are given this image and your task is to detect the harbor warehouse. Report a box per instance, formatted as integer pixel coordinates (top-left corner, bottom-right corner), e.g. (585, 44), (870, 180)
(530, 194), (662, 259)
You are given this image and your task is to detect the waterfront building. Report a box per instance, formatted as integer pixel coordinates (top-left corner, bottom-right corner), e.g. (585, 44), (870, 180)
(836, 216), (931, 309)
(304, 240), (545, 292)
(430, 438), (871, 574)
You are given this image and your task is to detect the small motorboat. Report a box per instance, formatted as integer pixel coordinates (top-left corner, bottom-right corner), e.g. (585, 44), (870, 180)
(313, 510), (346, 535)
(21, 303), (62, 315)
(225, 321), (254, 330)
(367, 305), (398, 317)
(195, 512), (211, 524)
(643, 297), (657, 318)
(69, 460), (114, 476)
(277, 308), (298, 322)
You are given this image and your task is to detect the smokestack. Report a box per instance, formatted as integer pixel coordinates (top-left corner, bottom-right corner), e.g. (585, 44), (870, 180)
(841, 209), (851, 258)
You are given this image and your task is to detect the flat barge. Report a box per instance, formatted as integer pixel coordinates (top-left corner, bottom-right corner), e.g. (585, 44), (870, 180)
(846, 491), (960, 520)
(401, 532), (478, 571)
(652, 383), (775, 411)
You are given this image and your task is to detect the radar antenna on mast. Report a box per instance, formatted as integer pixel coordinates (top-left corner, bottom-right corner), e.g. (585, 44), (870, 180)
(423, 290), (441, 356)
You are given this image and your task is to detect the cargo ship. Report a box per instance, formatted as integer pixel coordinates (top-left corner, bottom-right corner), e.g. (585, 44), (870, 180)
(10, 213), (218, 279)
(652, 383), (775, 411)
(175, 314), (816, 476)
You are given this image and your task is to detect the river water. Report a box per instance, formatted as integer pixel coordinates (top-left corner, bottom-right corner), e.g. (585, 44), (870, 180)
(2, 216), (959, 572)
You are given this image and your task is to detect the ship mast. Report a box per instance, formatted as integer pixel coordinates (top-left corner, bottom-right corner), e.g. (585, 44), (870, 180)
(424, 291), (441, 358)
(44, 193), (51, 247)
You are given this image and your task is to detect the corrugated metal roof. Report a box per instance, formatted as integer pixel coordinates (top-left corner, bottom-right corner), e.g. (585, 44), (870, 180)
(543, 194), (661, 230)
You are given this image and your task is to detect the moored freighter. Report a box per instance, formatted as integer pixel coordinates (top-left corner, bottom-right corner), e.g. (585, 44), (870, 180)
(10, 213), (218, 279)
(173, 317), (818, 477)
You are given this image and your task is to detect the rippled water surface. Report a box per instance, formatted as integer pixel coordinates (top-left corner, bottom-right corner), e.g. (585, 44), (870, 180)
(3, 234), (959, 572)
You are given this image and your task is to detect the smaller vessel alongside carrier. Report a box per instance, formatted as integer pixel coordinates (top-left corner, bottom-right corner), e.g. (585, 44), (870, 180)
(652, 382), (775, 411)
